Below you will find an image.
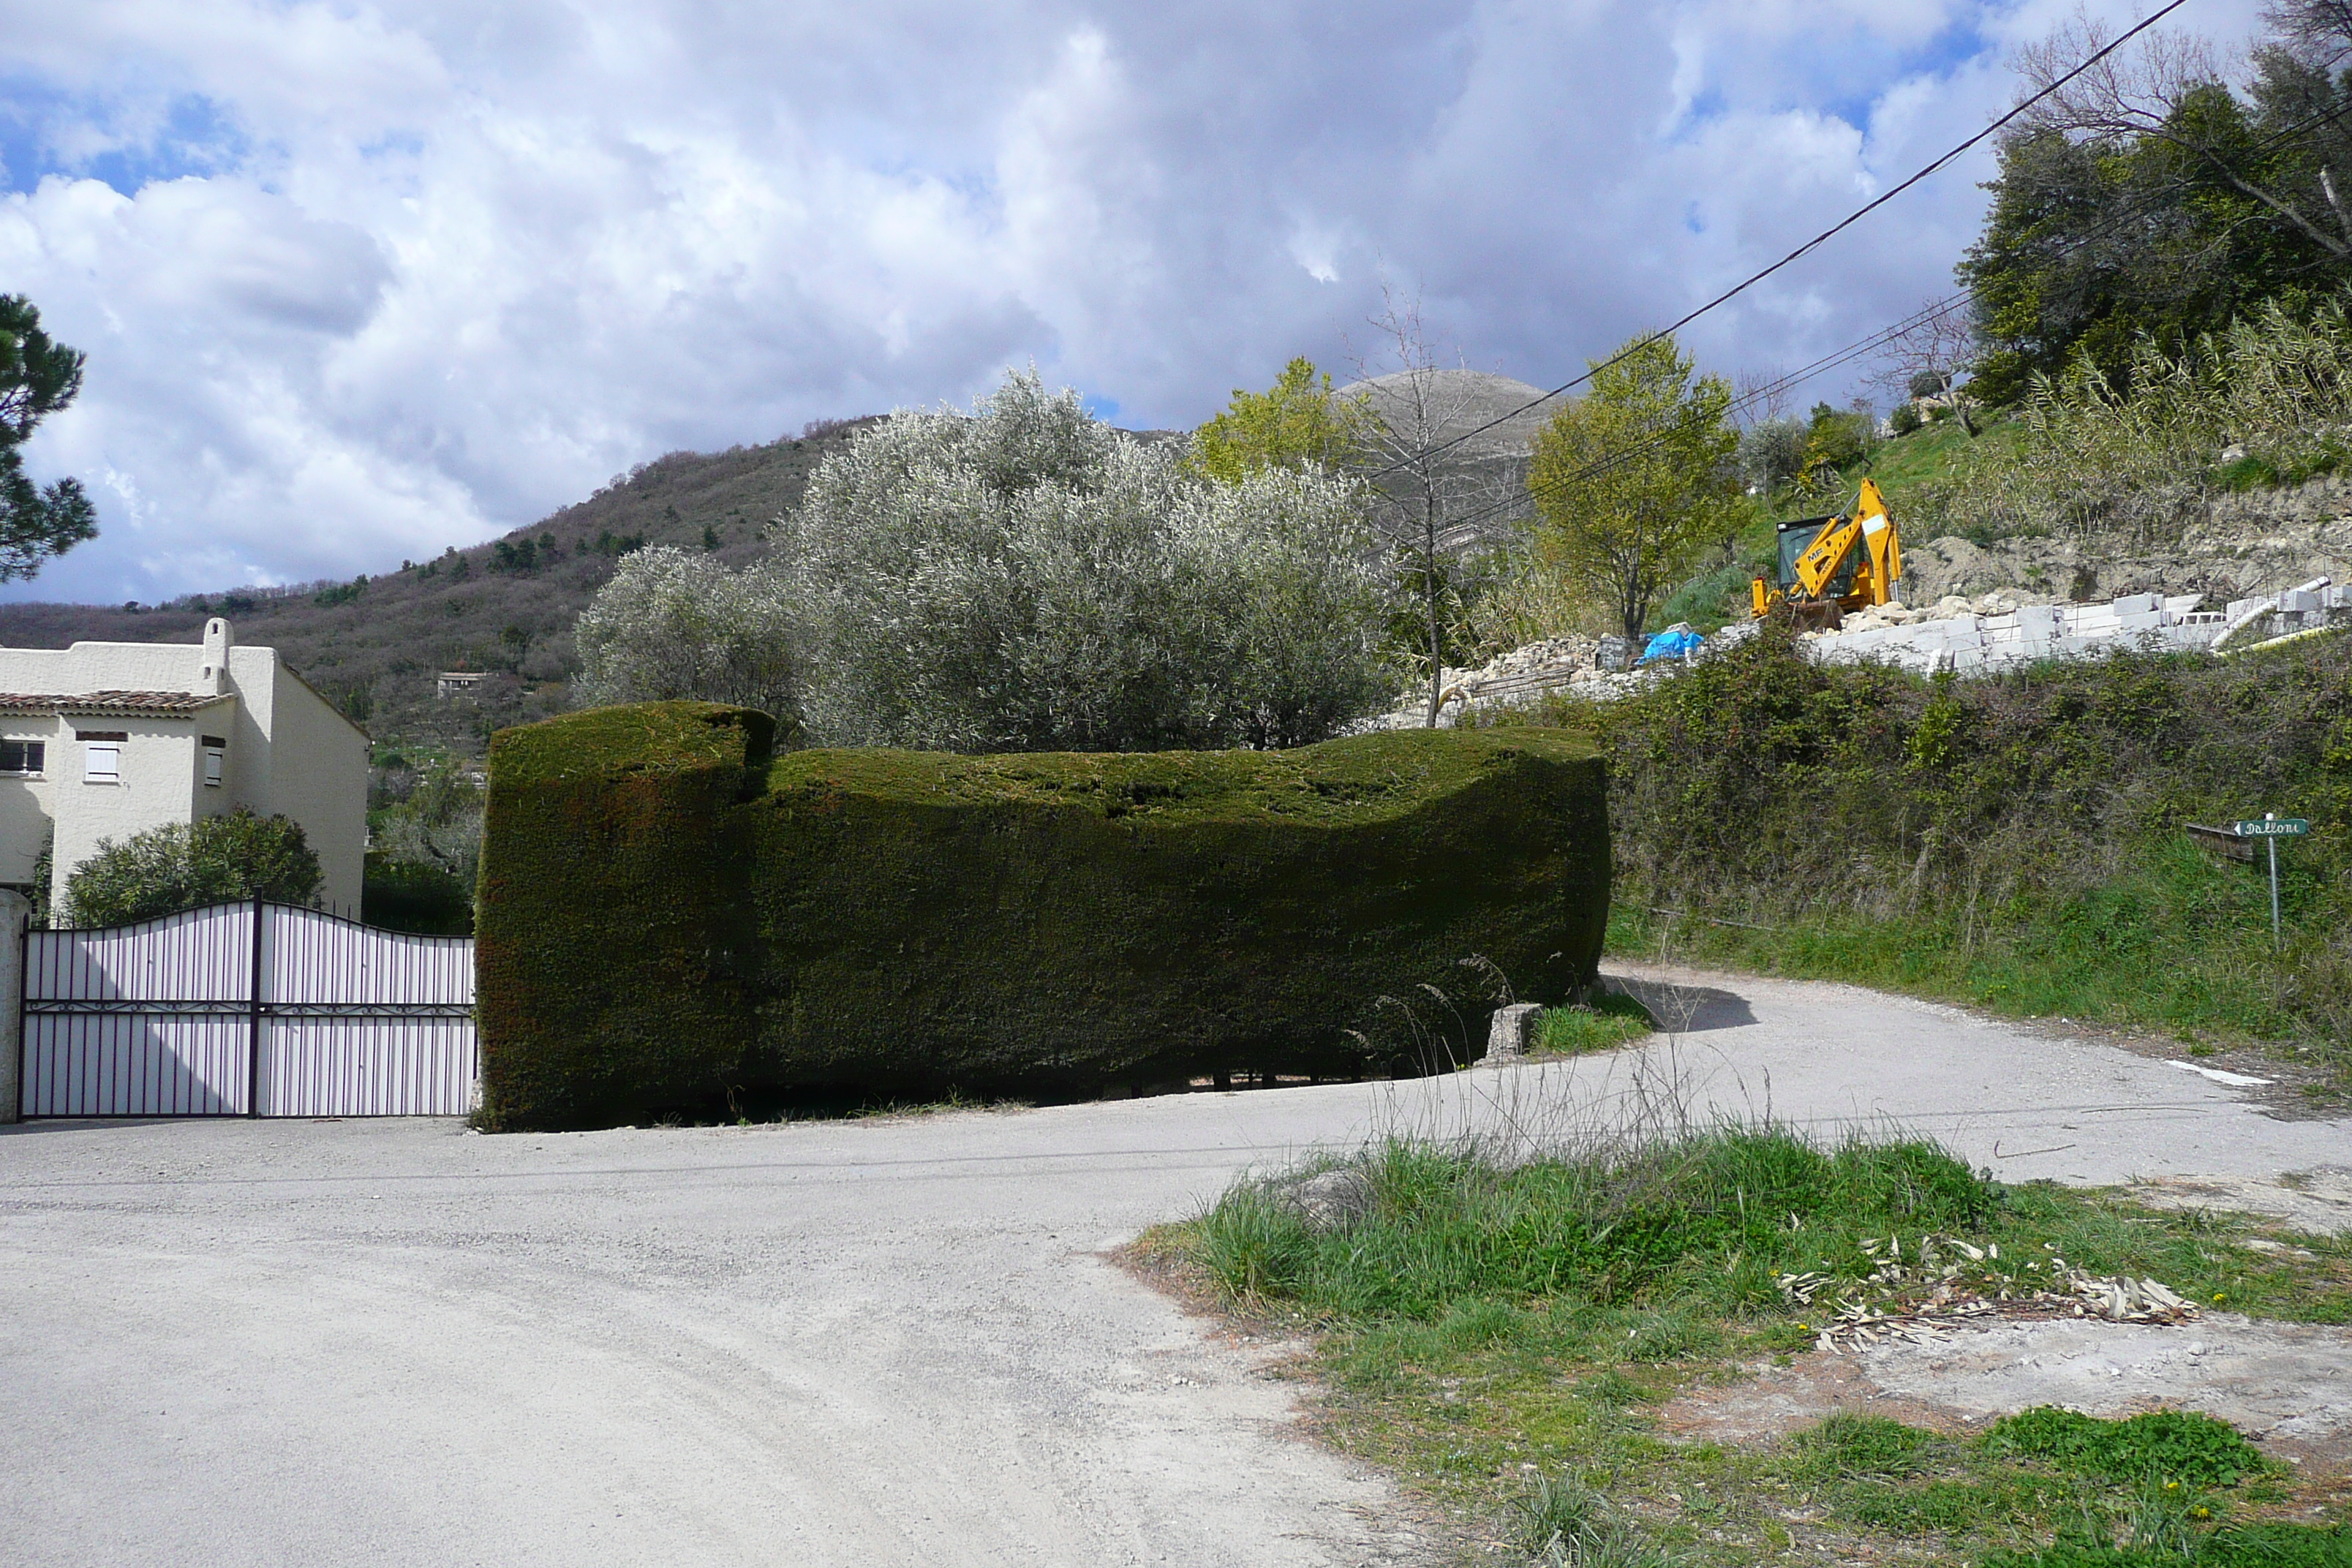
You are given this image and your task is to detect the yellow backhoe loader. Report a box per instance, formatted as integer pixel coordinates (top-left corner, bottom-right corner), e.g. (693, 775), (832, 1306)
(1749, 477), (1901, 631)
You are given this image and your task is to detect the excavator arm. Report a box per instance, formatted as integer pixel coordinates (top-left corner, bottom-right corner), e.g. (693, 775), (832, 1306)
(1790, 513), (1864, 600)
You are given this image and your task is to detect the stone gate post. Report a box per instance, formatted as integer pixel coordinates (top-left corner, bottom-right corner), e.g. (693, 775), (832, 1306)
(0, 889), (26, 1123)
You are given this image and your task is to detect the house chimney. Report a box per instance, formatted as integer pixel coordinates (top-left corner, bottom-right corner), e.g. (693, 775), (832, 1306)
(199, 618), (233, 696)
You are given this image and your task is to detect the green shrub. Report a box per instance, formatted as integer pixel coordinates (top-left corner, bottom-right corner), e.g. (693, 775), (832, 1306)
(361, 852), (473, 935)
(1891, 402), (1924, 437)
(1480, 622), (2352, 1060)
(475, 704), (1610, 1129)
(64, 808), (323, 926)
(1648, 559), (1756, 634)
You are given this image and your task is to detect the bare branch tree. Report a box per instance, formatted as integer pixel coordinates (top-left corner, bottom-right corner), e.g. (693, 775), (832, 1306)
(1866, 297), (1984, 434)
(2265, 0), (2352, 69)
(1733, 366), (1793, 426)
(1345, 285), (1536, 726)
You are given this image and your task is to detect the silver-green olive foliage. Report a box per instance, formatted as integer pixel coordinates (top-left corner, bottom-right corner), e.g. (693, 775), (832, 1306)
(574, 544), (802, 727)
(575, 371), (1393, 752)
(779, 369), (1392, 752)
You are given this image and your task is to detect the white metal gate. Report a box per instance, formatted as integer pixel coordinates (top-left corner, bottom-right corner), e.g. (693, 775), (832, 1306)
(18, 901), (475, 1117)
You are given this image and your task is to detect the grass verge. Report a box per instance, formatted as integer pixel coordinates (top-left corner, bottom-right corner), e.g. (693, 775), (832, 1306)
(1150, 1126), (2351, 1567)
(1602, 835), (2347, 1106)
(1474, 627), (2352, 1101)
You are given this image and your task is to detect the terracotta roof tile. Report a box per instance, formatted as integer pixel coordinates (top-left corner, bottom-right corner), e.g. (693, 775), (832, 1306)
(0, 691), (233, 715)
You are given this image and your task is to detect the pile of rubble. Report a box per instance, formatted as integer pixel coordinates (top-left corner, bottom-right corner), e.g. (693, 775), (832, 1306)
(1804, 590), (2227, 675)
(1828, 589), (2031, 630)
(1360, 633), (1660, 729)
(1801, 578), (2352, 675)
(1357, 576), (2352, 728)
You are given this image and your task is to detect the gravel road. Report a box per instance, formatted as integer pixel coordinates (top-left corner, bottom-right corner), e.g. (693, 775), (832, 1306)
(2, 963), (2342, 1568)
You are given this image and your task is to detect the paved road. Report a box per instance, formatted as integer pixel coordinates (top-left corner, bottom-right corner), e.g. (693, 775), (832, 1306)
(2, 964), (2342, 1568)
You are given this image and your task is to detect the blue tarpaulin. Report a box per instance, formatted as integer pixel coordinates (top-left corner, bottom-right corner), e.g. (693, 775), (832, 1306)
(1639, 629), (1705, 663)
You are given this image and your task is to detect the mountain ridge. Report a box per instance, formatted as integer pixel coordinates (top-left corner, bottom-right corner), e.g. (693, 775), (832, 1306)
(0, 418), (882, 752)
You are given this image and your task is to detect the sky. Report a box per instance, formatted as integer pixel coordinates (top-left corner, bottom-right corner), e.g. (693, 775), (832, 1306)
(0, 0), (2271, 604)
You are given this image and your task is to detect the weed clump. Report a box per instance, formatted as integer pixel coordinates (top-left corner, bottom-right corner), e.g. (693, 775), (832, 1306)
(1194, 1128), (1994, 1319)
(1537, 994), (1656, 1057)
(1511, 1475), (1681, 1568)
(1793, 1411), (1937, 1478)
(1982, 1521), (2351, 1567)
(1986, 1408), (2275, 1489)
(1806, 1410), (2309, 1568)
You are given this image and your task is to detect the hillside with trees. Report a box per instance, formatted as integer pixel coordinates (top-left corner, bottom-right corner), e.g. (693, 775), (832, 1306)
(1962, 3), (2352, 404)
(0, 418), (882, 751)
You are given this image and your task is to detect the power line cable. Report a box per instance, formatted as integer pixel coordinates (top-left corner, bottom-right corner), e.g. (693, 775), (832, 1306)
(1362, 0), (2196, 483)
(1423, 89), (2352, 543)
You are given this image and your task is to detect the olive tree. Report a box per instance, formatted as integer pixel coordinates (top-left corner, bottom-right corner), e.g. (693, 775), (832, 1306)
(1738, 417), (1807, 494)
(573, 545), (801, 729)
(372, 754), (485, 890)
(782, 369), (1391, 752)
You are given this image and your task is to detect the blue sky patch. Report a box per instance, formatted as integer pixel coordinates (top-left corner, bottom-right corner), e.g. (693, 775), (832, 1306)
(1822, 14), (1991, 138)
(0, 81), (246, 196)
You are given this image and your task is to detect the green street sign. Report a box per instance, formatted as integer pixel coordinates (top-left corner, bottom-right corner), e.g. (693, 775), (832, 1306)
(2235, 818), (2310, 838)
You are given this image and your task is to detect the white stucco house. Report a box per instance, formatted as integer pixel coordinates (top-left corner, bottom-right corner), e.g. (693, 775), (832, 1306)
(0, 618), (369, 918)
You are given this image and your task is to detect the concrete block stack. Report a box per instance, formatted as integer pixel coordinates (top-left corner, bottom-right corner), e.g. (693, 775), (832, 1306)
(2217, 577), (2349, 647)
(1806, 589), (2231, 675)
(1359, 576), (2343, 731)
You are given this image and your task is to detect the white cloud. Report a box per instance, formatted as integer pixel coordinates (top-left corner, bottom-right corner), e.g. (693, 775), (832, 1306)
(0, 0), (2286, 602)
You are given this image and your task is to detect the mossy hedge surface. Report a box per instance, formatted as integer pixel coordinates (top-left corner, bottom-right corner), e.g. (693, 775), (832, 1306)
(478, 702), (1607, 1129)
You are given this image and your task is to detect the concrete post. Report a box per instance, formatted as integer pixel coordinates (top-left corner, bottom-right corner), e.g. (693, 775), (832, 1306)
(0, 889), (26, 1123)
(1481, 1003), (1545, 1066)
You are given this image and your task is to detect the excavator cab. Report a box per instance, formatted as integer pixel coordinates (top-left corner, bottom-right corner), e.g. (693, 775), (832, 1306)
(1749, 478), (1900, 630)
(1776, 513), (1860, 595)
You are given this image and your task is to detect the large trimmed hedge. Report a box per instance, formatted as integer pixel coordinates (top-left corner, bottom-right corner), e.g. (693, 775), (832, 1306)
(477, 703), (1608, 1129)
